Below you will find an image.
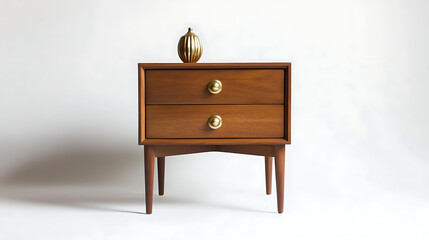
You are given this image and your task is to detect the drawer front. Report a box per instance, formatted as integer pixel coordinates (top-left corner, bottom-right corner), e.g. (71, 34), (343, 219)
(146, 105), (284, 138)
(145, 69), (284, 104)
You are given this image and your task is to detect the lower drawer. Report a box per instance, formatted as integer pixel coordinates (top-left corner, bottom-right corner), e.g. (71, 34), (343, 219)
(146, 105), (284, 138)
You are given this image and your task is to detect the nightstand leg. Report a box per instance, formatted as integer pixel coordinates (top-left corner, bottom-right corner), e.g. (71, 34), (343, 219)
(265, 157), (273, 195)
(158, 157), (165, 196)
(145, 146), (155, 214)
(274, 145), (285, 213)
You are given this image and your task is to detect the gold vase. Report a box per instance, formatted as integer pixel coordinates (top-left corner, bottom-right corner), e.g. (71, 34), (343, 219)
(177, 27), (202, 63)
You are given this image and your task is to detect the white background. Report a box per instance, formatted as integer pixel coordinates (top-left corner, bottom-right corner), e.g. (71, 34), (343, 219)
(1, 0), (428, 239)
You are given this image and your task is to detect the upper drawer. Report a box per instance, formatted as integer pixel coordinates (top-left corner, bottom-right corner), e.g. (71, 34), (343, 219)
(145, 69), (284, 104)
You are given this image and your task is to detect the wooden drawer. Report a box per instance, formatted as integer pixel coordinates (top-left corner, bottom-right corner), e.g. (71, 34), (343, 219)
(146, 105), (284, 138)
(145, 69), (284, 104)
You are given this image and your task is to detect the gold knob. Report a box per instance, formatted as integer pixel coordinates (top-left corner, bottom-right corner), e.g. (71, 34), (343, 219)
(208, 79), (222, 94)
(207, 114), (222, 129)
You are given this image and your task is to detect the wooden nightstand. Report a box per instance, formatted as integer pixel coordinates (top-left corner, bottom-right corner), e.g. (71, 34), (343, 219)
(138, 63), (291, 214)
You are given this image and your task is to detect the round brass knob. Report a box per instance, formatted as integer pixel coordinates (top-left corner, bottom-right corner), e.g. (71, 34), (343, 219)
(207, 114), (222, 129)
(207, 79), (222, 94)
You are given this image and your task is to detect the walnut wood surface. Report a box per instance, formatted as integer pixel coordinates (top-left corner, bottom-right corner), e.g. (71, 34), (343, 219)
(139, 62), (289, 69)
(285, 63), (291, 143)
(138, 63), (291, 214)
(145, 69), (284, 104)
(216, 145), (275, 157)
(157, 157), (165, 196)
(146, 105), (284, 139)
(152, 145), (277, 157)
(141, 138), (289, 145)
(144, 146), (155, 214)
(144, 144), (286, 213)
(275, 145), (285, 213)
(265, 157), (273, 195)
(138, 62), (291, 144)
(152, 145), (215, 157)
(138, 66), (146, 144)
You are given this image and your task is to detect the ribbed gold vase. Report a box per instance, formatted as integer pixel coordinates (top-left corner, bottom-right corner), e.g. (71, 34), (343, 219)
(177, 27), (202, 63)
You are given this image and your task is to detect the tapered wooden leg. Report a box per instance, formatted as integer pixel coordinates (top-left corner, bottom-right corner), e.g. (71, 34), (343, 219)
(144, 146), (155, 214)
(274, 145), (285, 213)
(157, 157), (165, 196)
(265, 157), (273, 195)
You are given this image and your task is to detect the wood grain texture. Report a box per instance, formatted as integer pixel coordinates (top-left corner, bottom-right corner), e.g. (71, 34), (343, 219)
(144, 146), (155, 214)
(265, 157), (273, 195)
(139, 63), (291, 214)
(146, 105), (284, 139)
(138, 63), (291, 145)
(145, 69), (284, 104)
(152, 145), (215, 157)
(152, 145), (276, 157)
(157, 157), (165, 196)
(138, 65), (145, 143)
(139, 62), (290, 69)
(275, 145), (285, 213)
(285, 63), (291, 143)
(141, 138), (288, 145)
(216, 145), (275, 157)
